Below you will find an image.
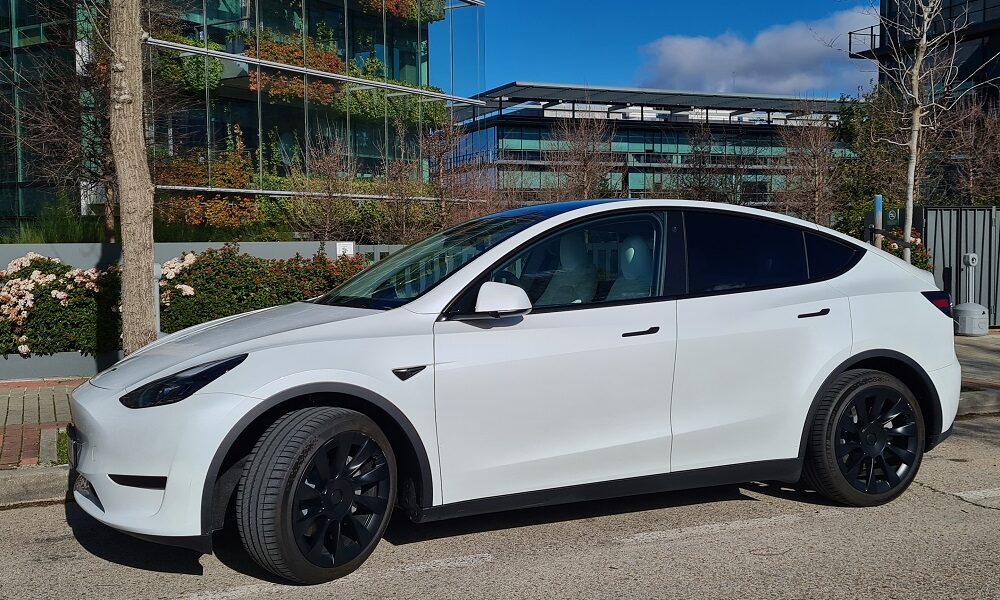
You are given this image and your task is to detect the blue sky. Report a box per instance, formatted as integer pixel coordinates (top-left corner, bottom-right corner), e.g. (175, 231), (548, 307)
(483, 1), (879, 98)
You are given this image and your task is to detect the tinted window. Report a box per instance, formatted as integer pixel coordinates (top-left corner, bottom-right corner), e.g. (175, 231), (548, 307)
(489, 212), (665, 309)
(805, 232), (860, 279)
(685, 211), (807, 293)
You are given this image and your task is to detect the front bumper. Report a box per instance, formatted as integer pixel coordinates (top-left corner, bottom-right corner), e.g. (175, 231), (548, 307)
(69, 381), (259, 544)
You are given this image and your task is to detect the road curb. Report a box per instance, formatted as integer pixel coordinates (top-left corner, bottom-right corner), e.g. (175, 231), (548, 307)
(958, 386), (1000, 416)
(0, 465), (71, 508)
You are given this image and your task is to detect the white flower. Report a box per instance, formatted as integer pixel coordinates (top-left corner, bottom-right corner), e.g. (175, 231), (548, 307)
(17, 344), (29, 355)
(175, 284), (195, 296)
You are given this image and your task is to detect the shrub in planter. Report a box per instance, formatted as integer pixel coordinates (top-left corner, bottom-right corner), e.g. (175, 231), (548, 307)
(0, 253), (121, 357)
(159, 244), (369, 333)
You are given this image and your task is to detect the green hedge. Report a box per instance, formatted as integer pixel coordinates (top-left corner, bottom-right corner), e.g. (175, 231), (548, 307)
(0, 246), (369, 356)
(159, 244), (369, 333)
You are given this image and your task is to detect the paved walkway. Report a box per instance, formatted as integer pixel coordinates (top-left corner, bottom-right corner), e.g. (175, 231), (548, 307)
(0, 378), (84, 469)
(0, 337), (997, 470)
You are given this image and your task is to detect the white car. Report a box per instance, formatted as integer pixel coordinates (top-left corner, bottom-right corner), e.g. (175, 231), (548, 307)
(69, 199), (960, 584)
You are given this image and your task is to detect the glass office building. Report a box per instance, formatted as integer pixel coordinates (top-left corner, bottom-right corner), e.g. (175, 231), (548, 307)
(0, 0), (485, 227)
(455, 83), (843, 205)
(849, 0), (1000, 97)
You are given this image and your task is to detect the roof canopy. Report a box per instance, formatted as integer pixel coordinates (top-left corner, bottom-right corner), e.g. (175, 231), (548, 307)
(455, 81), (844, 121)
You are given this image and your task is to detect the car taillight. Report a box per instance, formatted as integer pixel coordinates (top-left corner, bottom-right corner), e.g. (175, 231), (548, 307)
(922, 291), (953, 318)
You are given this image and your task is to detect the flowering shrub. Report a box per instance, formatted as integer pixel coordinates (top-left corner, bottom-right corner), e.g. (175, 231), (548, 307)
(159, 244), (369, 333)
(0, 246), (369, 356)
(0, 253), (121, 357)
(884, 230), (933, 272)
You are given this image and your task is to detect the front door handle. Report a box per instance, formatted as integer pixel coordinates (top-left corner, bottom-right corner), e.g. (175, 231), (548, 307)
(798, 308), (831, 319)
(622, 326), (660, 338)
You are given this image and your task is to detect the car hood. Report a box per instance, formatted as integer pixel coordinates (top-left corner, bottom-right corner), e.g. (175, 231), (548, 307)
(89, 302), (378, 390)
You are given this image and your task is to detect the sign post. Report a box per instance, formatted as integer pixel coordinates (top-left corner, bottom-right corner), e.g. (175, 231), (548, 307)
(874, 195), (884, 250)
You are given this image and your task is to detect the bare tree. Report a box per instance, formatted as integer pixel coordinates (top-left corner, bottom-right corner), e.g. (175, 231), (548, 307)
(857, 0), (1000, 261)
(420, 117), (506, 228)
(777, 115), (842, 223)
(544, 110), (619, 201)
(674, 122), (725, 202)
(285, 136), (363, 240)
(937, 99), (1000, 204)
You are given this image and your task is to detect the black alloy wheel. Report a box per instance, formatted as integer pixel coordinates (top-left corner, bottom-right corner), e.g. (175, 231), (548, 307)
(292, 432), (392, 568)
(803, 369), (925, 506)
(835, 387), (919, 494)
(237, 407), (397, 584)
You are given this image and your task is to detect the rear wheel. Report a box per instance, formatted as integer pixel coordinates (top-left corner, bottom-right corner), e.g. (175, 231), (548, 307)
(236, 407), (396, 584)
(803, 369), (925, 506)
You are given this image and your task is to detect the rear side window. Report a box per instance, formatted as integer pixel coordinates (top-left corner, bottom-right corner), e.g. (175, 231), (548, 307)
(685, 211), (808, 293)
(805, 232), (860, 280)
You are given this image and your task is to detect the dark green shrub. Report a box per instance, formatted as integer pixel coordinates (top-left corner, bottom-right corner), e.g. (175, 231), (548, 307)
(159, 244), (369, 333)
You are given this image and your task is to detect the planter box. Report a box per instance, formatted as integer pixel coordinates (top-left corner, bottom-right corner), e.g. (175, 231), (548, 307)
(0, 351), (123, 380)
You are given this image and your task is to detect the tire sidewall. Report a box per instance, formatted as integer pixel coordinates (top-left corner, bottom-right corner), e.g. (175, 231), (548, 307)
(822, 371), (925, 506)
(273, 413), (397, 584)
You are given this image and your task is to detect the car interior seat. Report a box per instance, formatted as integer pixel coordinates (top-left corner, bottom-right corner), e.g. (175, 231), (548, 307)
(536, 231), (598, 306)
(606, 235), (654, 301)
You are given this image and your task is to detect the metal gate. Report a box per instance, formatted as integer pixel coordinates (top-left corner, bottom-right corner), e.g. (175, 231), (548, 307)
(923, 206), (1000, 327)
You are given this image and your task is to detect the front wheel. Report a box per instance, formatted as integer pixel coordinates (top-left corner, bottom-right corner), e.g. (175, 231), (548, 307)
(236, 407), (396, 584)
(803, 369), (925, 507)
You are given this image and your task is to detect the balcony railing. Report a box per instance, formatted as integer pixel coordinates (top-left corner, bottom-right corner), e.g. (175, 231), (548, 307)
(848, 25), (880, 57)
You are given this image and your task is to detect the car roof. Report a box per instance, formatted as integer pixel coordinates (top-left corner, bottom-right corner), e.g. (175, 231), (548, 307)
(490, 199), (864, 247)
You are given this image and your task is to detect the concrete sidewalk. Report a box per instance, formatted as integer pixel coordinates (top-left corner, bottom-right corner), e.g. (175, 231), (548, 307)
(955, 334), (1000, 416)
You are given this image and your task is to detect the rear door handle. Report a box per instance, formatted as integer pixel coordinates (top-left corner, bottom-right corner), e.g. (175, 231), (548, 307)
(622, 326), (660, 338)
(798, 308), (831, 319)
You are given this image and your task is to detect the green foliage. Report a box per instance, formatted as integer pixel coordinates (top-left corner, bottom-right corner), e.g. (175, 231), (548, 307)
(154, 33), (225, 93)
(159, 244), (369, 333)
(833, 91), (908, 239)
(1, 197), (106, 243)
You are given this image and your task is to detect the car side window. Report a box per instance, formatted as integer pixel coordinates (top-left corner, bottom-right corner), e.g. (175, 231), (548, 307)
(805, 232), (860, 280)
(491, 213), (665, 309)
(684, 211), (808, 294)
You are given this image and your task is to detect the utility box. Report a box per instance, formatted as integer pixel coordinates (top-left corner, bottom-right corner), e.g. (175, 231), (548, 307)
(955, 303), (989, 336)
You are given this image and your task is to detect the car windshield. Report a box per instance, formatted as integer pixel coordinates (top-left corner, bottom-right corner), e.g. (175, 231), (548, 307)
(315, 215), (545, 310)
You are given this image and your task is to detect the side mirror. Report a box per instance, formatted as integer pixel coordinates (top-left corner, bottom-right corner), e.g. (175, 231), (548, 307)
(470, 282), (532, 319)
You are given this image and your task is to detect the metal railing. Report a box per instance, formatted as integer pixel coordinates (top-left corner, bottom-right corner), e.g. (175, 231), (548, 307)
(849, 25), (881, 56)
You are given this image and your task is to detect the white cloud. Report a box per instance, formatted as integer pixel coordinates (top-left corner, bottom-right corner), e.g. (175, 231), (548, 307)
(639, 7), (877, 96)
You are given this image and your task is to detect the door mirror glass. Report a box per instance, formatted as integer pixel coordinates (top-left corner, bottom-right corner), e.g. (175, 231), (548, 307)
(469, 282), (533, 319)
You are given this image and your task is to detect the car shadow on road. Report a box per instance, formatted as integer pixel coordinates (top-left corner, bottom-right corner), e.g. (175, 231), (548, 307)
(64, 502), (205, 576)
(384, 484), (763, 545)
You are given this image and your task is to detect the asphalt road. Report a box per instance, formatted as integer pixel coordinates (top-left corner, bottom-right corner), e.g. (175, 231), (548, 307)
(3, 416), (1000, 600)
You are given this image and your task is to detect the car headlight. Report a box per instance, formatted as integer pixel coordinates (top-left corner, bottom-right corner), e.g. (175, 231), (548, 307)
(119, 355), (248, 409)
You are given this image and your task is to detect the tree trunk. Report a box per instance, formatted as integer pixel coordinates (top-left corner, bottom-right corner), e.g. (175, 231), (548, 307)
(102, 182), (117, 244)
(903, 7), (930, 265)
(109, 0), (157, 353)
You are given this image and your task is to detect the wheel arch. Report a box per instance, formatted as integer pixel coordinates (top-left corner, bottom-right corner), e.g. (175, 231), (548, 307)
(798, 349), (943, 459)
(201, 382), (434, 536)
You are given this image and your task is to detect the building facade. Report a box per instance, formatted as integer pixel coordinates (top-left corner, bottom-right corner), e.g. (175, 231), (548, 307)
(455, 83), (843, 205)
(0, 0), (485, 228)
(849, 0), (1000, 97)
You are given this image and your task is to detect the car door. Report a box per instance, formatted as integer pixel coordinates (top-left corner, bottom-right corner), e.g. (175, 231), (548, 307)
(670, 210), (856, 472)
(433, 210), (685, 504)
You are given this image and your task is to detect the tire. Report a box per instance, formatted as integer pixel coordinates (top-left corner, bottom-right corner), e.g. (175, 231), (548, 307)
(803, 369), (925, 507)
(236, 407), (396, 584)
